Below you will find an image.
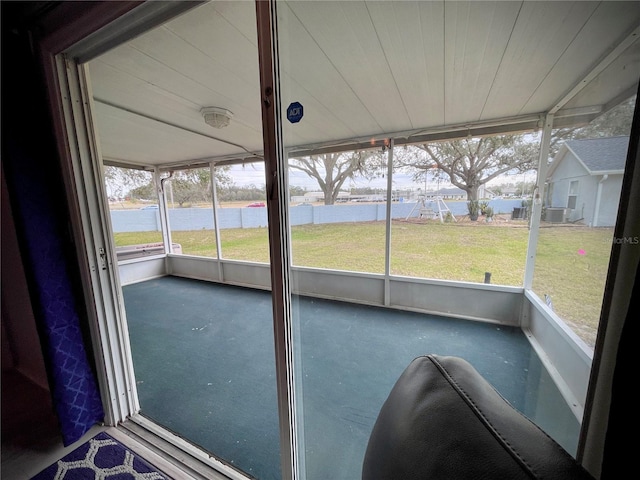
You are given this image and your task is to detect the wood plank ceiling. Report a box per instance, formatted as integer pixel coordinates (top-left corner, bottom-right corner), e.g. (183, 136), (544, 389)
(87, 0), (640, 169)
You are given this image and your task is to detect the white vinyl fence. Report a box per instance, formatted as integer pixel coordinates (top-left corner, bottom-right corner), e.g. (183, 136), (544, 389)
(110, 199), (525, 232)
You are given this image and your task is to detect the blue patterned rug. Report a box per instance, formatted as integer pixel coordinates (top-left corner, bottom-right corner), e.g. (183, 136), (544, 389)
(31, 432), (169, 479)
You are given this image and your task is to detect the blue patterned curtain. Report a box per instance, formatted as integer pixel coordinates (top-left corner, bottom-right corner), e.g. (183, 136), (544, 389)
(4, 159), (105, 446)
(4, 27), (104, 446)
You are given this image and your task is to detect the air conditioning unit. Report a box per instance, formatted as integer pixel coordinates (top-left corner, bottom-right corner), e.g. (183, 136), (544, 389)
(545, 207), (567, 223)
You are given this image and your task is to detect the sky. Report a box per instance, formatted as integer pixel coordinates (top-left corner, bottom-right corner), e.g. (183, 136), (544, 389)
(227, 163), (428, 190)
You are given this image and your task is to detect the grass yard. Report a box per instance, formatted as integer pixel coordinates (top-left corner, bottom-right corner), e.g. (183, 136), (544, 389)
(391, 221), (529, 285)
(533, 227), (612, 346)
(113, 222), (613, 347)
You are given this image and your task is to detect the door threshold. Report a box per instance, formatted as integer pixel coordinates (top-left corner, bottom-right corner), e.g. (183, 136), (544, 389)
(116, 414), (252, 480)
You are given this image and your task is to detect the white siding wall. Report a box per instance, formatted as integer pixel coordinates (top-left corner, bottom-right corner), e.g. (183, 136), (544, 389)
(596, 176), (624, 227)
(548, 153), (622, 226)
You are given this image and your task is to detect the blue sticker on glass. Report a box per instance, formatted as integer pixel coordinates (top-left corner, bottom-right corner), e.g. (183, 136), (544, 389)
(287, 102), (304, 123)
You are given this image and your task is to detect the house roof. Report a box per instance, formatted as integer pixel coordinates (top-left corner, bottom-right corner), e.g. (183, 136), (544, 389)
(428, 187), (466, 196)
(565, 136), (630, 173)
(78, 1), (640, 170)
(549, 136), (630, 177)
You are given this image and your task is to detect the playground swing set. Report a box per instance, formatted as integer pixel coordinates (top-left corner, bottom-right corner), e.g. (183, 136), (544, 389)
(406, 195), (456, 223)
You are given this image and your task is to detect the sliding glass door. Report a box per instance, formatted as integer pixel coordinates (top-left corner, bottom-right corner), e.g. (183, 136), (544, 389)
(78, 2), (282, 478)
(272, 1), (640, 477)
(49, 1), (639, 479)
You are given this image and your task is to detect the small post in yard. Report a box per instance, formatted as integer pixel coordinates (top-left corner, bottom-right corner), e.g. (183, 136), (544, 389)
(484, 272), (491, 284)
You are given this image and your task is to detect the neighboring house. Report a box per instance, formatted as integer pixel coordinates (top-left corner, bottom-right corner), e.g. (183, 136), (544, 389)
(478, 185), (497, 199)
(291, 191), (354, 203)
(499, 186), (519, 197)
(291, 194), (320, 203)
(426, 187), (466, 200)
(291, 191), (325, 203)
(546, 136), (628, 227)
(425, 185), (495, 200)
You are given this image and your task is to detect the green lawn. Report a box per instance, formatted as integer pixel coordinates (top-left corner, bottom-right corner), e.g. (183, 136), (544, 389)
(532, 227), (612, 347)
(114, 222), (613, 347)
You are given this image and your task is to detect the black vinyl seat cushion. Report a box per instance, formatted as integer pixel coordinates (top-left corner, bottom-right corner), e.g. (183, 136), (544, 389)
(362, 355), (595, 480)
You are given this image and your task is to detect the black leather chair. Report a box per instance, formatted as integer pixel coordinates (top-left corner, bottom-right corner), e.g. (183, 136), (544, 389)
(362, 355), (595, 480)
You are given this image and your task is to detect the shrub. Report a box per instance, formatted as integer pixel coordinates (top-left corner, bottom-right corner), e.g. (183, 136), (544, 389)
(485, 206), (494, 222)
(467, 200), (480, 221)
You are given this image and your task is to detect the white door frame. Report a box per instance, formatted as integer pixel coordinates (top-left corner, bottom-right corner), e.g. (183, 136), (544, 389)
(54, 55), (139, 425)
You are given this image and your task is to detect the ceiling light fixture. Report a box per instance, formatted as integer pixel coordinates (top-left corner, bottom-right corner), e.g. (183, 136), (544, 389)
(201, 107), (233, 129)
